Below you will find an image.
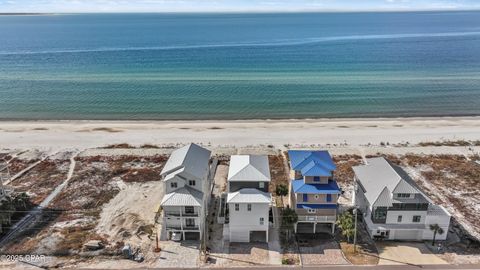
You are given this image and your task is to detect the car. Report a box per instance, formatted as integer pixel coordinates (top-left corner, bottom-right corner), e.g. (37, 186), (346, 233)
(171, 232), (182, 241)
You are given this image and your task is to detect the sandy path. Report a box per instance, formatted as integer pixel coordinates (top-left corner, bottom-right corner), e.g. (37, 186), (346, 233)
(0, 117), (479, 151)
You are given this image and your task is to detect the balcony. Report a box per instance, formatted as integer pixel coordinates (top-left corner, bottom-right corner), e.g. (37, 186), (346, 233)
(165, 225), (199, 231)
(298, 215), (336, 223)
(164, 211), (199, 217)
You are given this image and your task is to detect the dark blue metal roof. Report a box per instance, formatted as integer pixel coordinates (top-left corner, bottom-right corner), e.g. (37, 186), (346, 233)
(297, 204), (338, 209)
(288, 150), (336, 177)
(291, 179), (341, 194)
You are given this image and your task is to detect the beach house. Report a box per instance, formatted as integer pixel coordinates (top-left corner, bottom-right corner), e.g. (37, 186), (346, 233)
(159, 143), (212, 241)
(226, 155), (271, 242)
(352, 157), (451, 241)
(288, 150), (341, 234)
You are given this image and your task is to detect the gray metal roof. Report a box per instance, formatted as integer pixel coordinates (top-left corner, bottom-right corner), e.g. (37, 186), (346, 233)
(160, 186), (203, 207)
(353, 157), (423, 207)
(161, 143), (211, 180)
(227, 188), (271, 204)
(228, 155), (270, 182)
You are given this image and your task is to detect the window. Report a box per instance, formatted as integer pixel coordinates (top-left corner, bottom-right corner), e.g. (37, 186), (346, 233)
(186, 218), (195, 227)
(170, 182), (177, 189)
(259, 182), (265, 188)
(185, 206), (194, 214)
(373, 207), (387, 221)
(188, 180), (196, 186)
(303, 194), (308, 202)
(308, 209), (316, 213)
(326, 194), (332, 202)
(397, 215), (403, 222)
(412, 215), (421, 223)
(313, 176), (320, 182)
(247, 204), (252, 211)
(314, 195), (319, 199)
(397, 193), (410, 198)
(260, 217), (264, 225)
(235, 204), (239, 211)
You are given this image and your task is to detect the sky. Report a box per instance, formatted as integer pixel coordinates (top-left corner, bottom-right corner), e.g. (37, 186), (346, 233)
(1, 0), (480, 13)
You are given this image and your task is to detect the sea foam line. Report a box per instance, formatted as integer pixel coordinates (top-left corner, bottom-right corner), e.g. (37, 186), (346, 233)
(1, 31), (480, 56)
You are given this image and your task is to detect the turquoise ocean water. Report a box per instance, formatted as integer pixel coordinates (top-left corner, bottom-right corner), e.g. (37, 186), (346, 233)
(0, 12), (479, 120)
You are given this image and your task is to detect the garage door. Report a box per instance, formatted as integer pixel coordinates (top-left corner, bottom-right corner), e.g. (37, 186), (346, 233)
(394, 230), (421, 240)
(297, 223), (315, 234)
(230, 230), (249, 242)
(184, 232), (200, 240)
(250, 231), (267, 242)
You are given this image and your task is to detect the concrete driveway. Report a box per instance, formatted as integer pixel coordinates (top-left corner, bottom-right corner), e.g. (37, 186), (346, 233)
(376, 242), (447, 265)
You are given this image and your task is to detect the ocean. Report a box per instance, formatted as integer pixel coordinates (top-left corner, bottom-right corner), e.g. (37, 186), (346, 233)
(0, 12), (479, 120)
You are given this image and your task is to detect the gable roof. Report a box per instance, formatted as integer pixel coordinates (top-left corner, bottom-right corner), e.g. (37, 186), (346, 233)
(288, 150), (336, 177)
(353, 157), (421, 207)
(291, 179), (341, 194)
(161, 143), (211, 180)
(227, 188), (271, 204)
(160, 186), (203, 207)
(228, 155), (270, 182)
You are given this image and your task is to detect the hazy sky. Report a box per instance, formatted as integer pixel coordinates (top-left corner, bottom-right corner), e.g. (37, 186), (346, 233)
(1, 0), (480, 13)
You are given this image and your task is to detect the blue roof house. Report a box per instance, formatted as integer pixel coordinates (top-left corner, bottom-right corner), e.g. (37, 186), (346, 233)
(288, 150), (341, 234)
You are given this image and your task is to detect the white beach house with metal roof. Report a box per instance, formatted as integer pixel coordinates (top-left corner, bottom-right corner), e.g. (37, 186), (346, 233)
(160, 143), (211, 241)
(226, 155), (271, 242)
(352, 157), (451, 241)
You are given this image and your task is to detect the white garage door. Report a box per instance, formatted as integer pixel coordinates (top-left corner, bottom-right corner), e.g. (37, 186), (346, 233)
(230, 230), (249, 242)
(394, 230), (421, 240)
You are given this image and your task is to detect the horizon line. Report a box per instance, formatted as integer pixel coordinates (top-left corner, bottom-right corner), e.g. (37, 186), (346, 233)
(1, 8), (480, 15)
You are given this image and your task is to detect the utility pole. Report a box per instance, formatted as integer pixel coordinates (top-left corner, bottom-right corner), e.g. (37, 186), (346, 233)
(353, 208), (358, 253)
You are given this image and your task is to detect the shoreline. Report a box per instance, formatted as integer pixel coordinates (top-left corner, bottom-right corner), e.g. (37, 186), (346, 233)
(1, 115), (480, 124)
(1, 116), (479, 151)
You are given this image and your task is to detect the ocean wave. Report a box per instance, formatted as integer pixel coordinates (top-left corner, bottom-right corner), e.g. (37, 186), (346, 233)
(1, 31), (480, 55)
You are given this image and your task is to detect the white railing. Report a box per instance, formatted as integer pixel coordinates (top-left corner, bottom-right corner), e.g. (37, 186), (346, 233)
(298, 215), (336, 222)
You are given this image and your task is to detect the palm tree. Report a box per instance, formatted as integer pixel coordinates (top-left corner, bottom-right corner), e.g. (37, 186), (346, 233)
(429, 224), (445, 246)
(282, 207), (298, 239)
(337, 211), (355, 243)
(275, 184), (288, 207)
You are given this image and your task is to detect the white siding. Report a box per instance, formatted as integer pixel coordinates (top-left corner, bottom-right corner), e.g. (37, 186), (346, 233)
(228, 202), (269, 242)
(386, 210), (427, 224)
(423, 213), (450, 240)
(165, 177), (186, 194)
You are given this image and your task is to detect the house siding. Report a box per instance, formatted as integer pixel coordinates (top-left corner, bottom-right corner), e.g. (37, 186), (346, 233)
(228, 202), (269, 242)
(296, 193), (338, 204)
(304, 176), (330, 184)
(386, 210), (427, 225)
(228, 181), (269, 193)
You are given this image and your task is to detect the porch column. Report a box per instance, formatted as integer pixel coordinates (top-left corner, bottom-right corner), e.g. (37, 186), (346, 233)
(313, 222), (316, 234)
(331, 223), (335, 234)
(294, 223), (297, 233)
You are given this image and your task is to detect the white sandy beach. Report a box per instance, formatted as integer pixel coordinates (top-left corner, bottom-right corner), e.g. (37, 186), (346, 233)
(0, 117), (480, 151)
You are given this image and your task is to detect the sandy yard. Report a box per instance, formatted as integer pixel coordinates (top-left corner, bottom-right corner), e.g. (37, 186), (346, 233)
(95, 181), (164, 258)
